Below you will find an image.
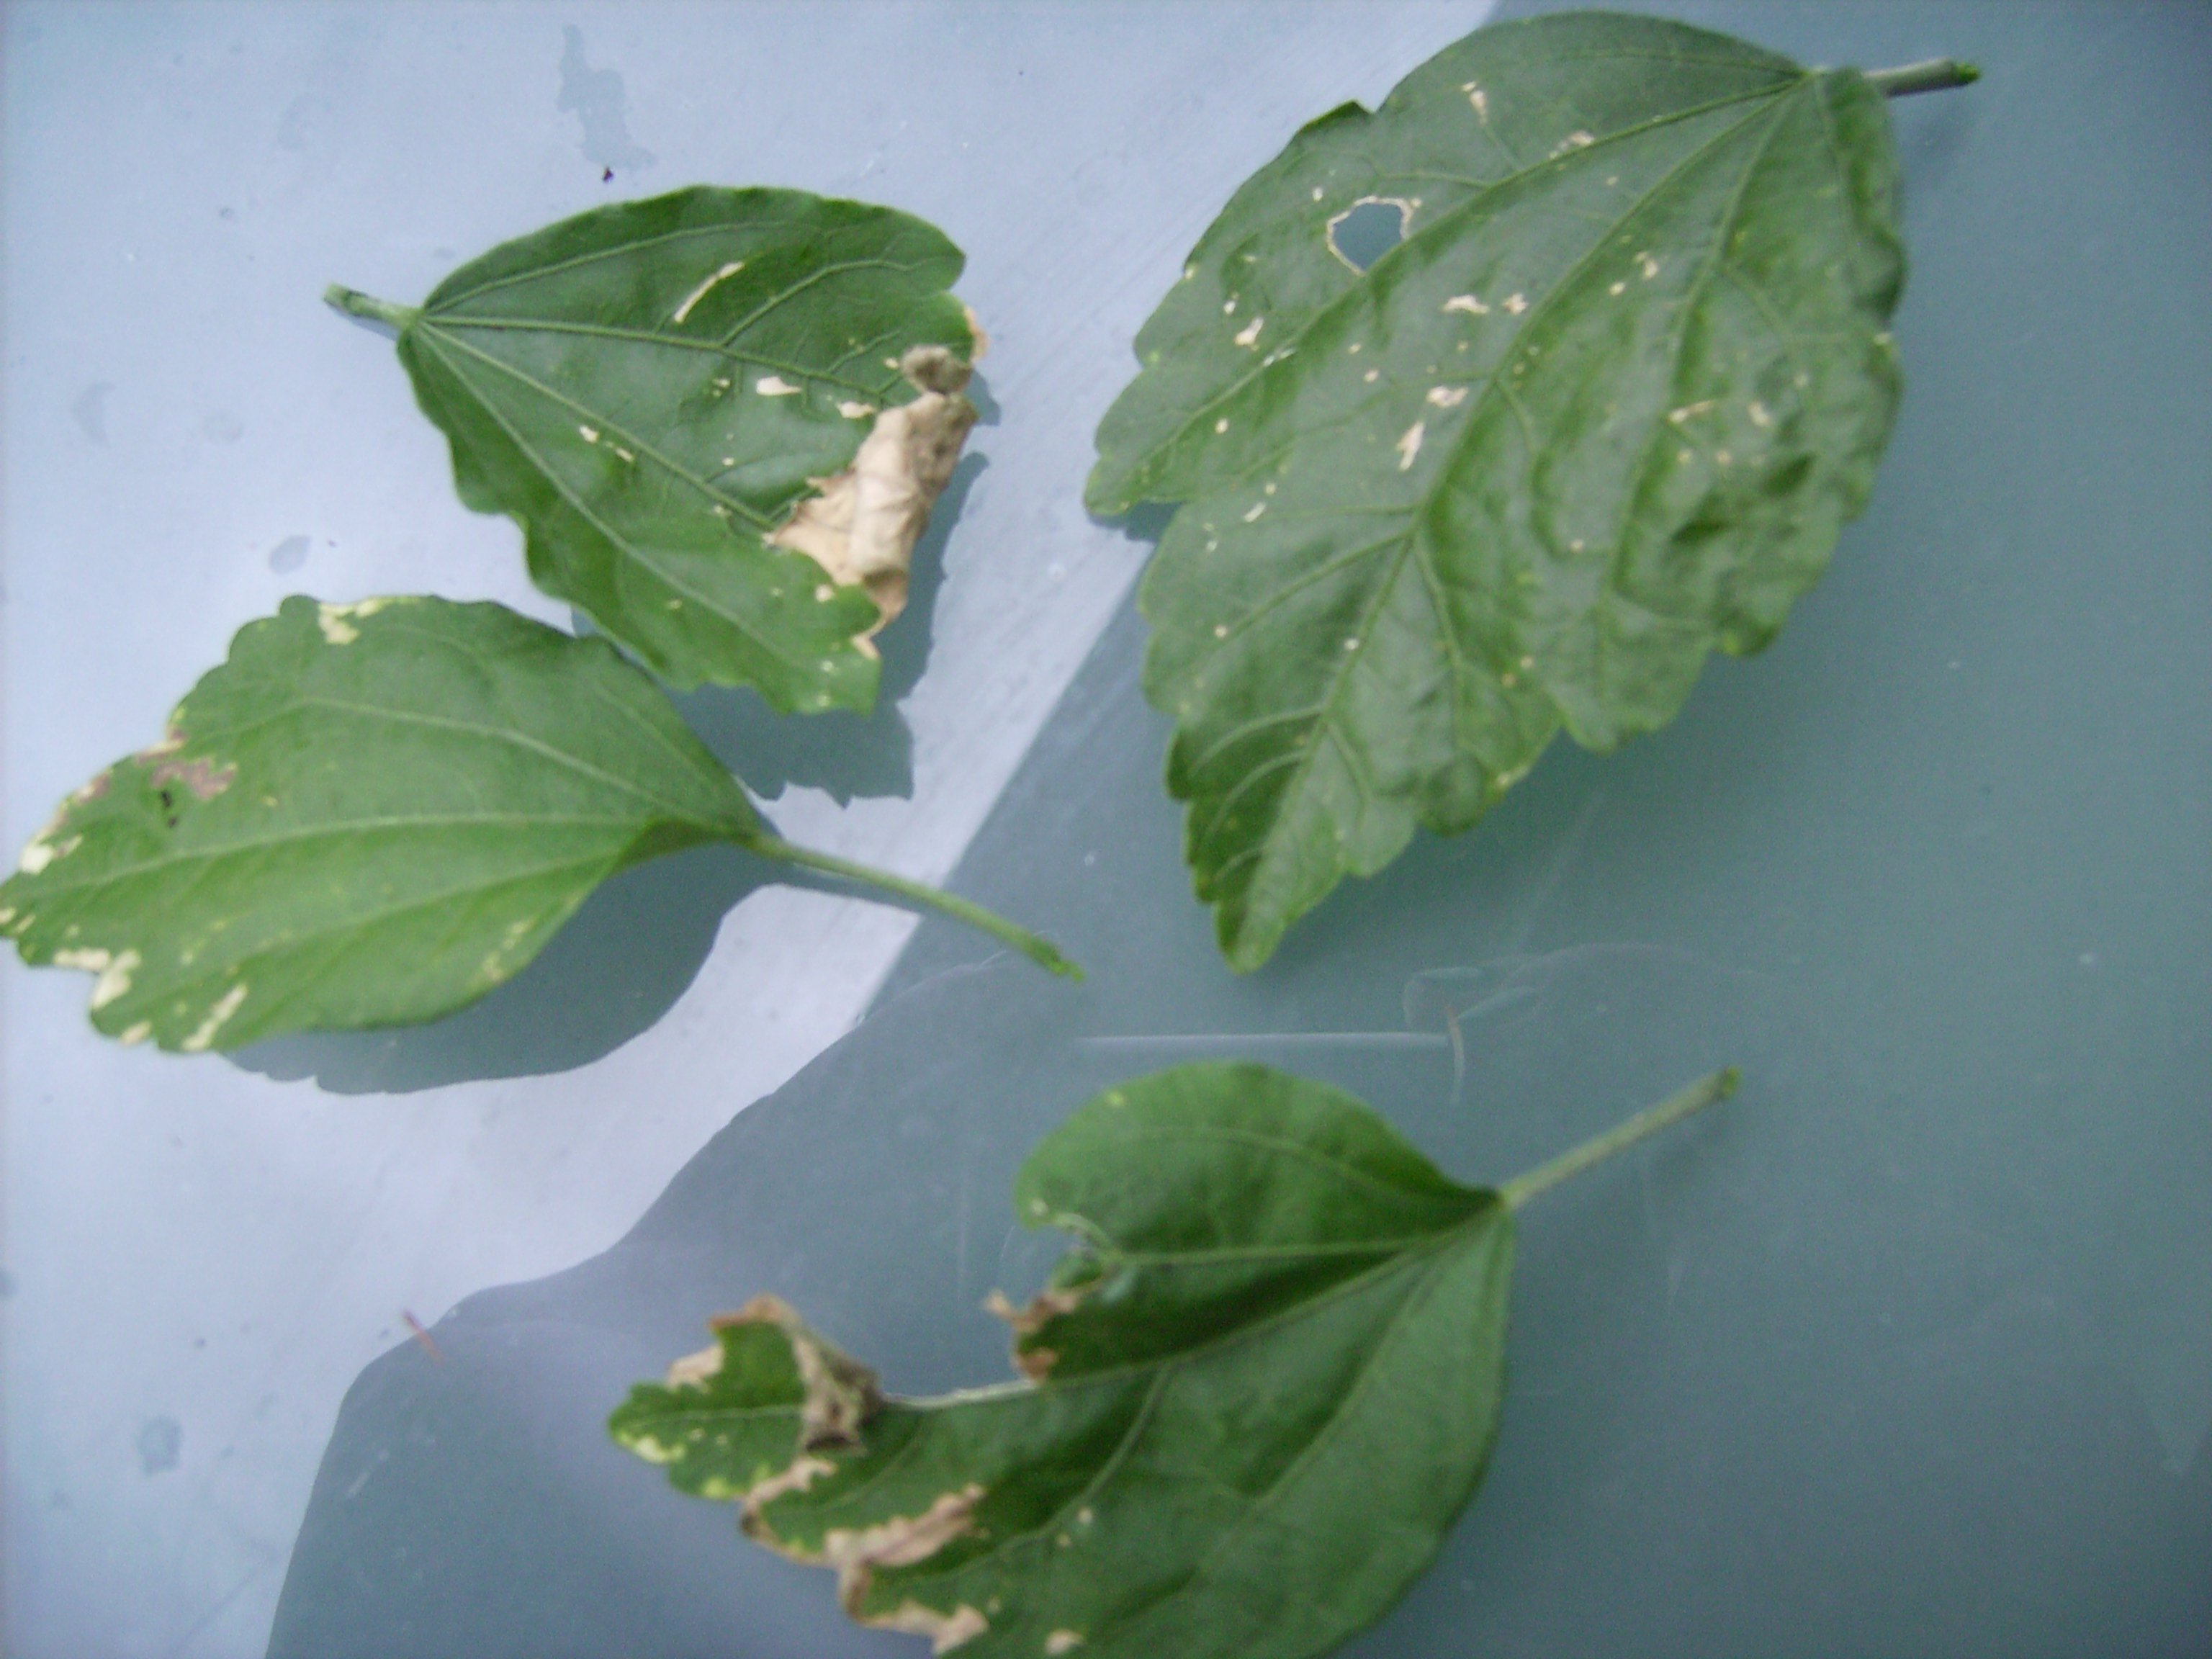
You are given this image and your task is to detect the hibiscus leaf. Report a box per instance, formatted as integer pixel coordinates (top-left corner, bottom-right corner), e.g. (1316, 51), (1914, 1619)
(612, 1061), (1737, 1659)
(0, 596), (1074, 1053)
(329, 186), (981, 712)
(1088, 12), (1940, 969)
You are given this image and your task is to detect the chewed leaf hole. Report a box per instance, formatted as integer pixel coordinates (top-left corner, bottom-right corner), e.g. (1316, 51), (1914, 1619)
(1327, 197), (1410, 272)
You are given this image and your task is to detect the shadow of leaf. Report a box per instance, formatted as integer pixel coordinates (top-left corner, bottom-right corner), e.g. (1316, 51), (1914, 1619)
(229, 841), (769, 1094)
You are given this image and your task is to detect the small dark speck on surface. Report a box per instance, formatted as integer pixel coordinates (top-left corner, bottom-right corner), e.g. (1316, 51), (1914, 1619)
(137, 1417), (182, 1476)
(269, 534), (311, 574)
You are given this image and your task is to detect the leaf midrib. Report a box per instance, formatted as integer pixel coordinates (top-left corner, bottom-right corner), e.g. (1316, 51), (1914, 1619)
(1190, 92), (1797, 954)
(423, 314), (892, 402)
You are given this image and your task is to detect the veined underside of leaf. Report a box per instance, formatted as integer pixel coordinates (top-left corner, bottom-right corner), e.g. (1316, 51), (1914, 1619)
(0, 596), (1074, 1053)
(614, 1062), (1737, 1658)
(342, 186), (980, 711)
(1087, 12), (1908, 969)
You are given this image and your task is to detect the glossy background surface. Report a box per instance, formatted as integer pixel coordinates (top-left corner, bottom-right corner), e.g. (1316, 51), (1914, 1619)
(6, 4), (2208, 1656)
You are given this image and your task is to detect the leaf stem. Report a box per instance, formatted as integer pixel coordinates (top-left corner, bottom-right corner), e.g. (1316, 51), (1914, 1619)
(1864, 58), (1981, 98)
(1501, 1067), (1739, 1211)
(746, 835), (1083, 980)
(323, 284), (422, 330)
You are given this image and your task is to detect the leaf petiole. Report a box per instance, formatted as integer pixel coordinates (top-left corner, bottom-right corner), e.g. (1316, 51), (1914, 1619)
(745, 833), (1083, 979)
(1864, 58), (1981, 98)
(323, 284), (421, 331)
(1501, 1066), (1740, 1210)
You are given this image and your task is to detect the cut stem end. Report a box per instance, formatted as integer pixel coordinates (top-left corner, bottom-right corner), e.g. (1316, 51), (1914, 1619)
(1866, 58), (1980, 98)
(323, 284), (421, 331)
(1501, 1066), (1739, 1210)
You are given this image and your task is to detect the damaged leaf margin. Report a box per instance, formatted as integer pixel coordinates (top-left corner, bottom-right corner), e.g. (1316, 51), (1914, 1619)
(611, 1061), (1737, 1659)
(766, 343), (980, 655)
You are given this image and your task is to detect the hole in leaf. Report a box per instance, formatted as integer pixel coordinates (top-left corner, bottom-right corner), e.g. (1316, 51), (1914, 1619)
(1327, 197), (1409, 272)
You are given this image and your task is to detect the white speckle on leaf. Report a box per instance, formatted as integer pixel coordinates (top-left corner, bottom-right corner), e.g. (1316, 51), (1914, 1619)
(1667, 400), (1717, 425)
(1443, 295), (1488, 316)
(1223, 298), (1237, 315)
(612, 444), (636, 462)
(1213, 624), (1228, 638)
(755, 375), (802, 397)
(1748, 400), (1773, 427)
(1678, 449), (1694, 464)
(670, 259), (746, 325)
(19, 835), (73, 875)
(578, 424), (600, 442)
(1311, 186), (1324, 202)
(1638, 252), (1660, 280)
(1426, 385), (1468, 408)
(1550, 130), (1595, 156)
(120, 1021), (153, 1046)
(1344, 637), (1360, 651)
(181, 982), (248, 1053)
(1716, 448), (1732, 465)
(1395, 421), (1425, 469)
(1047, 1632), (1084, 1655)
(53, 947), (112, 974)
(838, 400), (877, 420)
(1243, 501), (1267, 522)
(1609, 280), (1626, 296)
(1364, 368), (1380, 383)
(1233, 316), (1264, 348)
(315, 596), (397, 647)
(1569, 537), (1586, 552)
(1502, 292), (1527, 315)
(1213, 417), (1229, 433)
(90, 948), (142, 1011)
(1463, 82), (1489, 121)
(1077, 1507), (1094, 1525)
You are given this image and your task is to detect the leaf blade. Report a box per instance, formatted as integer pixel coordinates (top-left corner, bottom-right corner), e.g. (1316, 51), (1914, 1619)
(1092, 14), (1905, 968)
(0, 595), (755, 1051)
(613, 1063), (1516, 1659)
(383, 186), (980, 709)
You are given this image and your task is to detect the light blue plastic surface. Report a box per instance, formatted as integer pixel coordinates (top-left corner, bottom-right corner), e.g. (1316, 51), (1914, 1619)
(4, 4), (2206, 1657)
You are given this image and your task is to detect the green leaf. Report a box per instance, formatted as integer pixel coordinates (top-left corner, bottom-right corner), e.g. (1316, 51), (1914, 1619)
(0, 595), (1074, 1053)
(612, 1061), (1737, 1659)
(1088, 12), (1910, 968)
(331, 186), (981, 712)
